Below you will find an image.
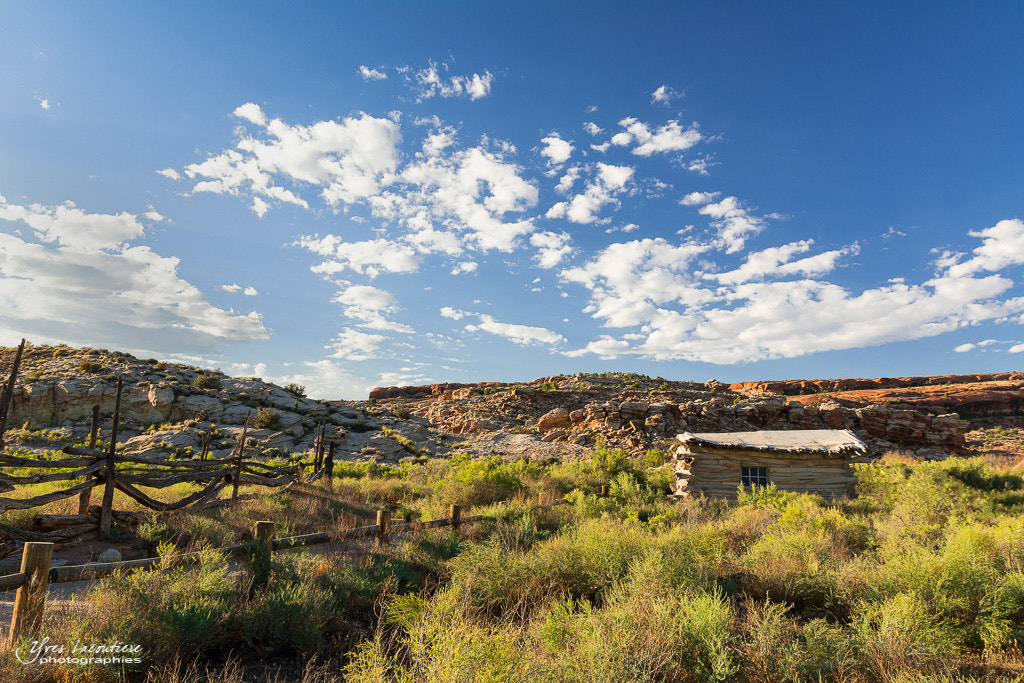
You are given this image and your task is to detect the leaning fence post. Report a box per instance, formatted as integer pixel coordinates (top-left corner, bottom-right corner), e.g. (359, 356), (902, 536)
(98, 378), (122, 539)
(0, 338), (26, 450)
(313, 423), (324, 473)
(231, 411), (250, 503)
(449, 504), (461, 536)
(8, 541), (53, 644)
(600, 485), (609, 498)
(376, 509), (390, 548)
(324, 442), (335, 489)
(253, 521), (274, 589)
(78, 404), (101, 515)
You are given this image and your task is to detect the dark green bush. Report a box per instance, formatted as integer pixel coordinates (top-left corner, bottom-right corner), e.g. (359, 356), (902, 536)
(78, 359), (103, 373)
(252, 406), (281, 429)
(193, 373), (221, 390)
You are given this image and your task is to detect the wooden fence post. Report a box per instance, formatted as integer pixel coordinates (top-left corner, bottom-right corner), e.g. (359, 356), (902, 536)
(253, 520), (274, 589)
(324, 442), (335, 489)
(0, 338), (26, 450)
(538, 491), (545, 507)
(231, 411), (250, 503)
(200, 431), (211, 460)
(8, 541), (53, 644)
(376, 509), (390, 548)
(600, 485), (609, 498)
(78, 404), (101, 515)
(98, 378), (122, 539)
(450, 504), (461, 536)
(314, 423), (325, 473)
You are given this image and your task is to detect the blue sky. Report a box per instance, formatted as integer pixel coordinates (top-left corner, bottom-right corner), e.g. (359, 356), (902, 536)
(1, 2), (1023, 398)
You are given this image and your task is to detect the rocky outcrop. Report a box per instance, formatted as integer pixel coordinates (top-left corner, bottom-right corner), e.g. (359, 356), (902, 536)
(730, 373), (1024, 409)
(0, 346), (989, 466)
(412, 385), (970, 457)
(369, 382), (505, 400)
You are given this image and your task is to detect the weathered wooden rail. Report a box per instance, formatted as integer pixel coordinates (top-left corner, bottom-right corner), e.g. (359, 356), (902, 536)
(1, 502), (489, 643)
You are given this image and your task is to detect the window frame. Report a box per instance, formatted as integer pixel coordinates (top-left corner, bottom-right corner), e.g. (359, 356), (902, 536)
(740, 466), (768, 488)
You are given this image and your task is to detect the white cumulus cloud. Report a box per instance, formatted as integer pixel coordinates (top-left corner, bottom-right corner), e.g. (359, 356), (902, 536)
(359, 65), (388, 81)
(0, 195), (269, 352)
(465, 314), (565, 346)
(651, 85), (682, 105)
(560, 221), (1024, 365)
(413, 62), (493, 101)
(611, 117), (702, 156)
(540, 135), (574, 166)
(546, 162), (634, 224)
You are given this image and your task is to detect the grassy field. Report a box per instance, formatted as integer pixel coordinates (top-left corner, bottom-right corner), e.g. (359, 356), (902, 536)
(1, 443), (1023, 682)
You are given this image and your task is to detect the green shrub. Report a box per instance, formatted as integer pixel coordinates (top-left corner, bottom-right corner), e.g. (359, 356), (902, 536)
(252, 406), (281, 429)
(346, 588), (541, 682)
(540, 585), (738, 682)
(78, 359), (103, 373)
(854, 592), (963, 679)
(431, 454), (526, 506)
(284, 382), (306, 397)
(450, 517), (653, 618)
(193, 373), (221, 390)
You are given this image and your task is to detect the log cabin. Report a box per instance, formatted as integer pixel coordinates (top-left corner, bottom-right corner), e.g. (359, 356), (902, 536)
(672, 429), (869, 500)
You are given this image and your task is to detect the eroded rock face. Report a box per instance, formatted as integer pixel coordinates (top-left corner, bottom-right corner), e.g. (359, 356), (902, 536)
(402, 378), (971, 457)
(730, 374), (1024, 418)
(0, 346), (985, 466)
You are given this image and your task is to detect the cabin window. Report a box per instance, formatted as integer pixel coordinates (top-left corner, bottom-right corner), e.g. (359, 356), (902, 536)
(741, 466), (768, 487)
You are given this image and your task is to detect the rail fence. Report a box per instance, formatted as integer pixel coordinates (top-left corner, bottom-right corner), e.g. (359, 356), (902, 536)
(0, 339), (332, 553)
(0, 503), (489, 644)
(0, 485), (603, 645)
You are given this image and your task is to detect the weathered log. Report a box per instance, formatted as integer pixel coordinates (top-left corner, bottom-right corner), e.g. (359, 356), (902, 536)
(115, 453), (236, 468)
(390, 514), (487, 535)
(8, 541), (51, 643)
(32, 514), (97, 530)
(113, 478), (228, 512)
(0, 479), (99, 512)
(0, 339), (25, 450)
(0, 460), (105, 486)
(0, 572), (26, 592)
(1, 452), (101, 468)
(98, 377), (123, 537)
(236, 473), (295, 487)
(78, 404), (102, 515)
(231, 412), (250, 502)
(64, 446), (236, 469)
(116, 469), (228, 489)
(50, 545), (248, 583)
(273, 523), (380, 550)
(85, 506), (145, 525)
(241, 462), (301, 474)
(0, 523), (96, 542)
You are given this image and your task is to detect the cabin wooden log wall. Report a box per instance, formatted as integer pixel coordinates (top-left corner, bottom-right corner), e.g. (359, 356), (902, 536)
(673, 430), (869, 501)
(674, 449), (858, 499)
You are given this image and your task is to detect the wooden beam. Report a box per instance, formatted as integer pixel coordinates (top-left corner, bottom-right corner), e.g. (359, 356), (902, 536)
(0, 339), (25, 450)
(8, 541), (52, 644)
(98, 377), (122, 539)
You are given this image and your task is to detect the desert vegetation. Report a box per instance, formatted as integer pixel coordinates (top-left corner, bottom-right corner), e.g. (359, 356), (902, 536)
(0, 442), (1022, 682)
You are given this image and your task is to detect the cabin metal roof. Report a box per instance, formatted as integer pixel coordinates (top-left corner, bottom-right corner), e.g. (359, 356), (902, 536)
(676, 429), (868, 456)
